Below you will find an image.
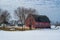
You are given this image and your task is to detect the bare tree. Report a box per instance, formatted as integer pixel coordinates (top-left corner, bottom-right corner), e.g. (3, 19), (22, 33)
(0, 10), (10, 24)
(0, 9), (2, 24)
(15, 7), (37, 25)
(0, 9), (2, 15)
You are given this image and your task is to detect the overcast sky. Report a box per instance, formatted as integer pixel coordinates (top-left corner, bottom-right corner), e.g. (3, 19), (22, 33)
(0, 0), (60, 23)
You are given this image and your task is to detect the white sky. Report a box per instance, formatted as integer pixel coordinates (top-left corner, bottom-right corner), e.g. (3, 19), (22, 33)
(0, 0), (60, 23)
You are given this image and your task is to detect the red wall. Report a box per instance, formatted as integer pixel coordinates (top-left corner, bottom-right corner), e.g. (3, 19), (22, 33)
(25, 16), (35, 28)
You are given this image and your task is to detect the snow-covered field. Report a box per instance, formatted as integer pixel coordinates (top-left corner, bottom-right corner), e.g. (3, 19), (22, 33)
(0, 26), (60, 40)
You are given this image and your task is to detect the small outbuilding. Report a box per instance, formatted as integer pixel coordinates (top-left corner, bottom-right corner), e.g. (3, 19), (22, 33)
(25, 14), (51, 29)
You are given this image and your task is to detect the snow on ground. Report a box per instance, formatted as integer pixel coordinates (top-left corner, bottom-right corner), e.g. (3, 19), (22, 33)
(0, 26), (60, 40)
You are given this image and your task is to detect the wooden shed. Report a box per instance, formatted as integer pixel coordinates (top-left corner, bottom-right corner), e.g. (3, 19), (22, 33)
(25, 14), (51, 29)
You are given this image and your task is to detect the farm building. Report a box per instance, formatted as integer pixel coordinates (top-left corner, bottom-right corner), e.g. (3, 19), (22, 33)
(25, 14), (51, 29)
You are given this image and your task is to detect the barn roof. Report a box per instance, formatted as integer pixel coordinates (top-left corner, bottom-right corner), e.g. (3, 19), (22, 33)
(31, 14), (50, 23)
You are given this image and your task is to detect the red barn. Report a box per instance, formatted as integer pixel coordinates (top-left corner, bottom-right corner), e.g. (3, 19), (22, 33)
(25, 14), (51, 29)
